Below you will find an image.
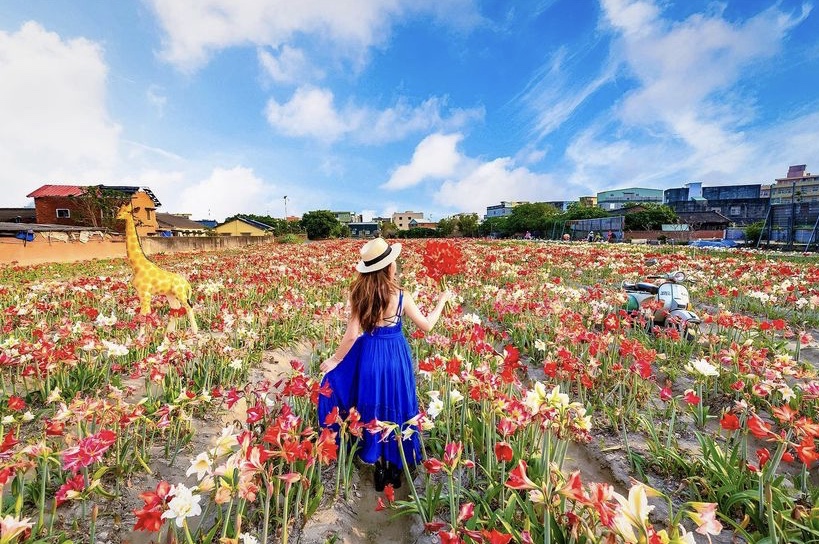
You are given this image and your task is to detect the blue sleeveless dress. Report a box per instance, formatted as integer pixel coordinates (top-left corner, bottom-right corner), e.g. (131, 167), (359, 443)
(318, 291), (422, 468)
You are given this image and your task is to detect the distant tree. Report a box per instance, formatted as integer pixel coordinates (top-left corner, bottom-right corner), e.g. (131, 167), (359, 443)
(396, 227), (437, 239)
(744, 221), (765, 245)
(69, 186), (131, 230)
(456, 213), (480, 237)
(301, 210), (341, 240)
(478, 216), (508, 237)
(379, 221), (399, 238)
(505, 203), (560, 235)
(436, 217), (457, 237)
(623, 204), (678, 231)
(562, 202), (609, 220)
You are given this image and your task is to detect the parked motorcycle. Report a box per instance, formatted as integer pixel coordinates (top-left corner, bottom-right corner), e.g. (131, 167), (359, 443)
(622, 270), (701, 340)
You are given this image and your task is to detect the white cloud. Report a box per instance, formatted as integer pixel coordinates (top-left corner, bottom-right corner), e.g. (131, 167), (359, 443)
(0, 21), (121, 206)
(385, 133), (584, 214)
(175, 167), (271, 221)
(435, 158), (569, 214)
(265, 87), (353, 141)
(382, 133), (464, 189)
(258, 45), (322, 85)
(553, 0), (814, 194)
(147, 0), (481, 72)
(146, 85), (167, 117)
(265, 87), (482, 144)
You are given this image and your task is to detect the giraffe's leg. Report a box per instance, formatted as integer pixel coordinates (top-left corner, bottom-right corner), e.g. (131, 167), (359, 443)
(137, 289), (152, 336)
(166, 294), (180, 334)
(172, 284), (198, 334)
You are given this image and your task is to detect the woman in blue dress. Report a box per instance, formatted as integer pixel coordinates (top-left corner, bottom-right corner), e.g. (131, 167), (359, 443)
(319, 238), (451, 490)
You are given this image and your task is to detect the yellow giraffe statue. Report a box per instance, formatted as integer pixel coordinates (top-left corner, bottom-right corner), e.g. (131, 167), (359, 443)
(116, 203), (198, 334)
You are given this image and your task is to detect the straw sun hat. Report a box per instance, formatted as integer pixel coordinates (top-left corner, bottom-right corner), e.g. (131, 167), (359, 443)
(356, 237), (402, 273)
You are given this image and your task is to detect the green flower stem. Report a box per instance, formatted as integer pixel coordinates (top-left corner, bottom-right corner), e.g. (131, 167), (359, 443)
(396, 433), (428, 525)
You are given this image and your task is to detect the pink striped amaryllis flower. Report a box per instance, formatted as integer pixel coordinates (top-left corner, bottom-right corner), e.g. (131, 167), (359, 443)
(60, 429), (117, 473)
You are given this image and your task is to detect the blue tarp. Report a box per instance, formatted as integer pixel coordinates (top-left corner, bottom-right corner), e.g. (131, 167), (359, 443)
(14, 231), (34, 242)
(689, 239), (737, 248)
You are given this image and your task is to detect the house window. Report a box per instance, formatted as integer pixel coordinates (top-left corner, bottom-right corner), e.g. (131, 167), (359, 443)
(56, 209), (70, 219)
(730, 206), (742, 216)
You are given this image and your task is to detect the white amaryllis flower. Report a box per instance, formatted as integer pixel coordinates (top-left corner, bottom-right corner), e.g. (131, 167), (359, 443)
(94, 312), (117, 327)
(186, 452), (212, 480)
(534, 339), (547, 351)
(161, 483), (202, 527)
(546, 385), (570, 409)
(101, 340), (129, 357)
(686, 358), (719, 378)
(427, 398), (444, 419)
(229, 358), (244, 370)
(524, 382), (549, 414)
(448, 390), (464, 406)
(613, 484), (654, 535)
(240, 534), (260, 544)
(210, 426), (240, 457)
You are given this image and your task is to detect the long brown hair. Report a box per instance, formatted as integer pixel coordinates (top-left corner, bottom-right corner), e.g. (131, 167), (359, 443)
(350, 265), (399, 333)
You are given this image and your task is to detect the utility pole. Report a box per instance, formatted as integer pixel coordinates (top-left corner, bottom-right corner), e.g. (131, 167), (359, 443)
(283, 196), (288, 219)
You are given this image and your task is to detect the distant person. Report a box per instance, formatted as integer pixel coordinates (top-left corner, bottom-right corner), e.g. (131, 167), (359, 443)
(562, 233), (570, 242)
(319, 238), (452, 490)
(587, 230), (595, 242)
(524, 231), (532, 240)
(607, 230), (615, 242)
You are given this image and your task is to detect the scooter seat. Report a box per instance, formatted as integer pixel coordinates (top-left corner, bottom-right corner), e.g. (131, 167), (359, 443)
(624, 282), (659, 294)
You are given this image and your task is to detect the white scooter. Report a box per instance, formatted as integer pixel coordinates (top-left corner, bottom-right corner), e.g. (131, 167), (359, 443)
(622, 270), (701, 340)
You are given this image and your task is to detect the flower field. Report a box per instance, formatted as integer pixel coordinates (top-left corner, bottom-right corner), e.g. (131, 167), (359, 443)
(0, 239), (818, 544)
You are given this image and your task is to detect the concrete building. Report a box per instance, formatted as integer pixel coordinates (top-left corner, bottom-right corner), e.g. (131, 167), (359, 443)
(333, 211), (362, 224)
(156, 213), (209, 236)
(597, 188), (663, 211)
(348, 222), (379, 238)
(665, 182), (769, 227)
(392, 211), (424, 230)
(578, 196), (598, 207)
(213, 217), (273, 237)
(26, 184), (161, 237)
(484, 201), (526, 220)
(771, 164), (819, 205)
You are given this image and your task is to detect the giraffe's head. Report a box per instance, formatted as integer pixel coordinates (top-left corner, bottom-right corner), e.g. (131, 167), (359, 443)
(116, 203), (135, 221)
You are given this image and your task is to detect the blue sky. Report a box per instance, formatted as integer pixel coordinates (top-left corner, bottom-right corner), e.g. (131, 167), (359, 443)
(1, 1), (817, 222)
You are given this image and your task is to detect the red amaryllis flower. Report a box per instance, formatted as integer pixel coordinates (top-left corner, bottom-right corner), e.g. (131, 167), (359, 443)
(0, 430), (19, 459)
(757, 448), (771, 468)
(505, 460), (537, 490)
(133, 481), (171, 532)
(587, 482), (616, 527)
(558, 470), (588, 504)
(720, 412), (740, 431)
(748, 415), (774, 439)
(423, 458), (443, 474)
(422, 240), (464, 283)
(384, 483), (395, 503)
(55, 473), (85, 506)
(772, 404), (797, 425)
(659, 387), (673, 402)
(456, 502), (474, 524)
(797, 436), (819, 467)
(7, 396), (25, 412)
(134, 505), (164, 532)
(316, 427), (338, 464)
(375, 497), (386, 512)
(683, 389), (700, 405)
(494, 441), (513, 463)
(61, 429), (117, 473)
(481, 529), (514, 544)
(443, 442), (462, 469)
(438, 529), (463, 544)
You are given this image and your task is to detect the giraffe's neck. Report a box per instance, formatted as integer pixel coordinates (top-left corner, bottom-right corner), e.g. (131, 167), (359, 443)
(124, 214), (151, 270)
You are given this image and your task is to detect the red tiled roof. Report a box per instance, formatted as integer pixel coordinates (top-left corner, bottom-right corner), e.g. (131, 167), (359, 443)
(26, 185), (86, 198)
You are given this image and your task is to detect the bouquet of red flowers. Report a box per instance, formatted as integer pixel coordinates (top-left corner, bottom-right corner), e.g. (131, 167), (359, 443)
(422, 240), (465, 286)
